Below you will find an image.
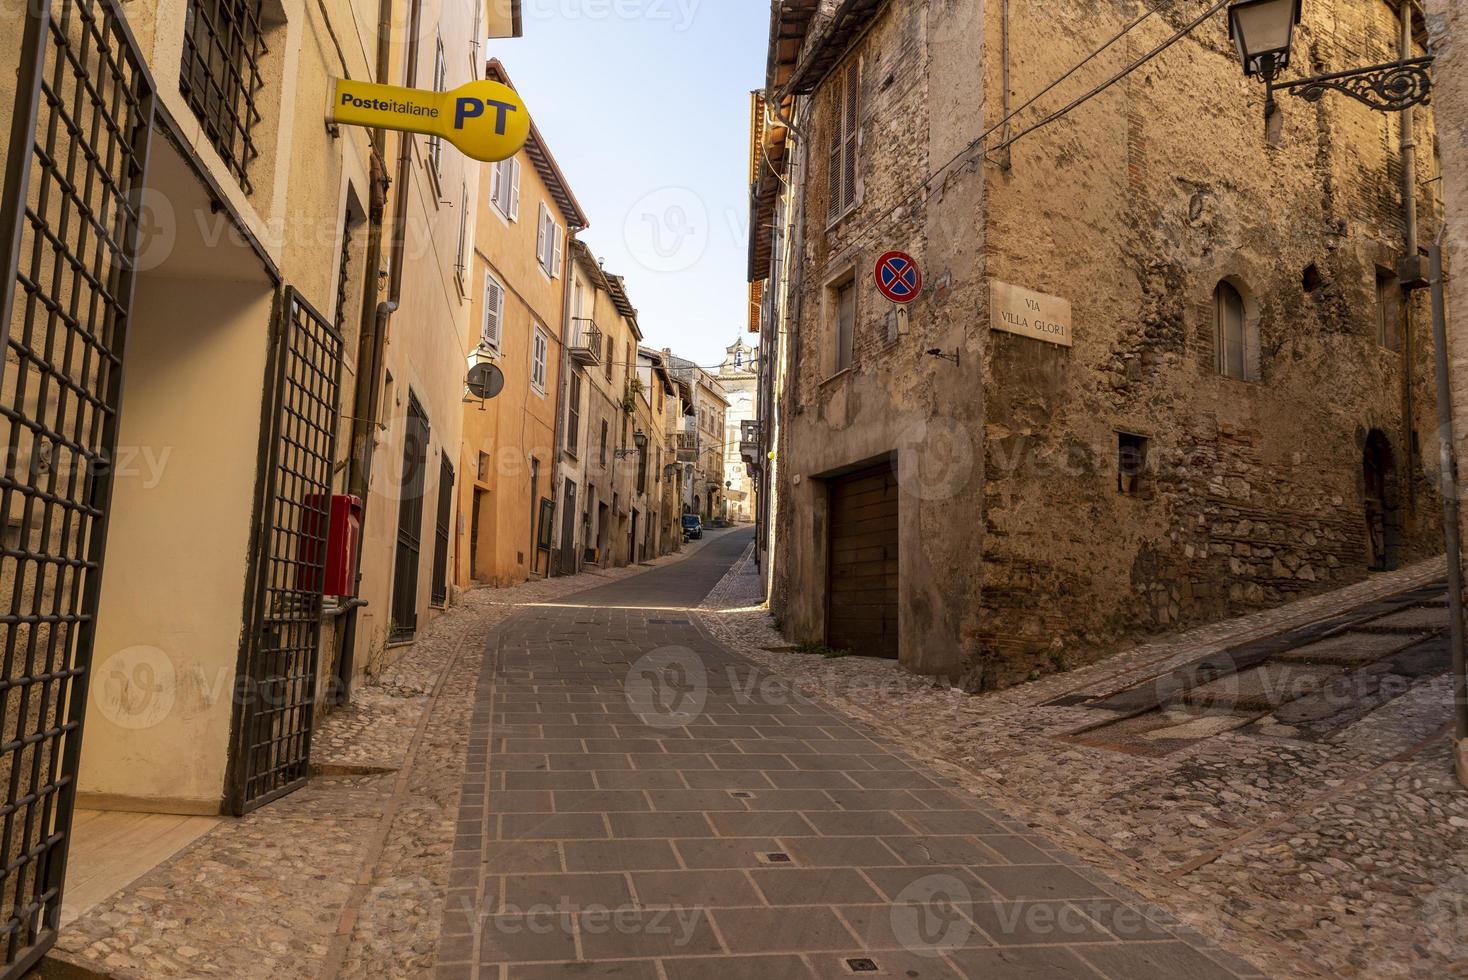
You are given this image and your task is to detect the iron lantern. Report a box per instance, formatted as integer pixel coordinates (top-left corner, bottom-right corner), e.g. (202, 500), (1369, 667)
(1228, 0), (1301, 79)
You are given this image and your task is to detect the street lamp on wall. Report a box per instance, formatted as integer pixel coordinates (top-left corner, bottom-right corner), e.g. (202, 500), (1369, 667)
(1228, 0), (1299, 81)
(615, 429), (648, 460)
(1229, 0), (1432, 120)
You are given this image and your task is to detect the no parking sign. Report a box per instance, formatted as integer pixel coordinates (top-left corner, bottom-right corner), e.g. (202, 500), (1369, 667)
(875, 251), (922, 304)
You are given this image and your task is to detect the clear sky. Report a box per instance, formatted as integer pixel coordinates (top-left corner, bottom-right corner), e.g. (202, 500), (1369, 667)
(492, 1), (768, 370)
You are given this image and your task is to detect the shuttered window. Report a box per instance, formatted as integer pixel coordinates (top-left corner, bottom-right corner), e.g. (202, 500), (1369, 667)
(491, 158), (520, 219)
(537, 203), (563, 277)
(455, 184), (468, 290)
(567, 372), (582, 456)
(531, 325), (549, 392)
(827, 59), (861, 224)
(482, 272), (504, 349)
(428, 35), (447, 183)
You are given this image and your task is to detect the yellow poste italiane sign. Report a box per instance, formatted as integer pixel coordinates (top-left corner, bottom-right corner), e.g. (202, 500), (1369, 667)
(328, 79), (531, 163)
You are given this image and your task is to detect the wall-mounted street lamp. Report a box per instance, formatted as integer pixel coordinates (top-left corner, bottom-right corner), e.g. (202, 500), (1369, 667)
(1230, 0), (1432, 119)
(615, 429), (648, 459)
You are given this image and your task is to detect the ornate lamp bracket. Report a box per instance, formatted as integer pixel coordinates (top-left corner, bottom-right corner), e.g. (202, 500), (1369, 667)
(1270, 56), (1434, 113)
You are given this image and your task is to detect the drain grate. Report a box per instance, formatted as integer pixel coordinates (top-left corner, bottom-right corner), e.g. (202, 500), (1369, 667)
(758, 851), (793, 864)
(844, 958), (880, 974)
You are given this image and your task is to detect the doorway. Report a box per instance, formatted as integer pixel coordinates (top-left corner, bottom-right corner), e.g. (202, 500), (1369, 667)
(826, 462), (901, 659)
(560, 481), (578, 574)
(1362, 429), (1399, 571)
(390, 394), (429, 640)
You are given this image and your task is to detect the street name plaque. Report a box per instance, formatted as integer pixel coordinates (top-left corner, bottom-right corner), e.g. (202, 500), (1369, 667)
(990, 280), (1073, 348)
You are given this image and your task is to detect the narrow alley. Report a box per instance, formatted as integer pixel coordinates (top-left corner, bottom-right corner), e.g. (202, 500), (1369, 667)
(4, 1), (1468, 977)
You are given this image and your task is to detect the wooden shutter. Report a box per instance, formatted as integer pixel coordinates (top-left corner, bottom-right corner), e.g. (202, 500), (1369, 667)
(568, 372), (582, 451)
(552, 223), (565, 278)
(827, 59), (860, 222)
(842, 61), (860, 211)
(827, 77), (845, 223)
(509, 159), (522, 220)
(483, 273), (503, 347)
(491, 160), (502, 210)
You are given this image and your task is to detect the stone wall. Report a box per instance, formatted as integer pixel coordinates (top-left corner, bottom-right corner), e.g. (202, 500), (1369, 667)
(975, 0), (1443, 685)
(771, 0), (1446, 686)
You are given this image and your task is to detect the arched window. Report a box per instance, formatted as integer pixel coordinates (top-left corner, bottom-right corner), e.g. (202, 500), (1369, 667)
(1215, 282), (1248, 381)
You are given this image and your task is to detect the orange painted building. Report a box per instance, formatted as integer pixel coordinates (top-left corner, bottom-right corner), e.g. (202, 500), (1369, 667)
(458, 61), (588, 588)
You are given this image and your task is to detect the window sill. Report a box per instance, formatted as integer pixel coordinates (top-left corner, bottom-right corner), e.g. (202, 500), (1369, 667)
(820, 366), (854, 388)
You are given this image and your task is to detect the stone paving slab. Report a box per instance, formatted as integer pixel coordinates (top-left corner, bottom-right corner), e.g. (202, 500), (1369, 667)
(438, 530), (1262, 980)
(700, 544), (1468, 978)
(46, 536), (734, 979)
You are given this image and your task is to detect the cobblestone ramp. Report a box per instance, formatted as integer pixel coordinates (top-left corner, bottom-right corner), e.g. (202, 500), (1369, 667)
(439, 529), (1264, 979)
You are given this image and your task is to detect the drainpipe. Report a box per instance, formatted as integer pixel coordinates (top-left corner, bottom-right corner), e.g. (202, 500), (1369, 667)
(1400, 0), (1421, 512)
(335, 0), (425, 703)
(1000, 0), (1012, 170)
(550, 236), (579, 576)
(1400, 3), (1420, 262)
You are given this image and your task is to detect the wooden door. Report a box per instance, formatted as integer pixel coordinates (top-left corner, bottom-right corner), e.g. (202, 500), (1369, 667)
(826, 463), (900, 659)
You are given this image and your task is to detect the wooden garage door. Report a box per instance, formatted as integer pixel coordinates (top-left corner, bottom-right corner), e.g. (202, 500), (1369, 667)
(827, 463), (899, 659)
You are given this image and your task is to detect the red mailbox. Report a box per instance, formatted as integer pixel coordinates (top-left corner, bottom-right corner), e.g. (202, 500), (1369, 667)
(299, 494), (362, 597)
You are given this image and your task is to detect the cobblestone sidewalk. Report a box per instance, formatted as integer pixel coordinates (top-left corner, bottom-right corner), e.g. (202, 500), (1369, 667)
(46, 535), (733, 979)
(698, 548), (1468, 979)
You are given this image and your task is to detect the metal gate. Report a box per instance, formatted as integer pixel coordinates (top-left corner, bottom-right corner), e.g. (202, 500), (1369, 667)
(226, 289), (343, 814)
(430, 454), (453, 605)
(389, 394), (428, 641)
(0, 0), (155, 971)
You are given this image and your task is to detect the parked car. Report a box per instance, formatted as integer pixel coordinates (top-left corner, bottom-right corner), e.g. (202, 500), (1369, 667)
(682, 515), (704, 540)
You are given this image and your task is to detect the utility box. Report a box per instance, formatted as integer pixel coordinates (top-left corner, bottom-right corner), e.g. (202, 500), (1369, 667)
(300, 494), (362, 597)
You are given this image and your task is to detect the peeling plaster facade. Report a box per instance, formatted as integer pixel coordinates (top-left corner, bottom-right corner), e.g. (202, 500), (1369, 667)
(756, 0), (1447, 686)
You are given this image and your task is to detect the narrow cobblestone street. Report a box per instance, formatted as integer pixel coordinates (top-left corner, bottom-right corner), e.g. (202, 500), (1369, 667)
(435, 528), (1264, 979)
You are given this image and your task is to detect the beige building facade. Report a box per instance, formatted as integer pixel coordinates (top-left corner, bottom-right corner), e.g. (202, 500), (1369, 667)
(551, 240), (649, 572)
(0, 0), (522, 966)
(753, 0), (1446, 683)
(716, 337), (759, 522)
(460, 61), (586, 589)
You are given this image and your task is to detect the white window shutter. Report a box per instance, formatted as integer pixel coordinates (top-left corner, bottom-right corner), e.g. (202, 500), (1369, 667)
(509, 159), (522, 220)
(552, 223), (564, 278)
(537, 203), (550, 269)
(483, 273), (504, 347)
(491, 161), (502, 211)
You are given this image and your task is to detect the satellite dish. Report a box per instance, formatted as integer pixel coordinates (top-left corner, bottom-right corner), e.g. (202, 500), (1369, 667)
(466, 363), (505, 400)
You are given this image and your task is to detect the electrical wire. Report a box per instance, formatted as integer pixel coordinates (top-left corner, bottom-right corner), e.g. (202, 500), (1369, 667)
(788, 0), (1223, 266)
(988, 0), (1233, 156)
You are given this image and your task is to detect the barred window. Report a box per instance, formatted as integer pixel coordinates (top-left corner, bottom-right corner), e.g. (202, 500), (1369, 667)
(181, 0), (268, 192)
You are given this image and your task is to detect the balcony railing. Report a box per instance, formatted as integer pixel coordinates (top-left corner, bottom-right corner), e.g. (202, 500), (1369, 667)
(568, 317), (602, 366)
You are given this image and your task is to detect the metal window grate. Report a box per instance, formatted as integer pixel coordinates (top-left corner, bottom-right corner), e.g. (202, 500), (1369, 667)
(228, 289), (343, 814)
(180, 0), (266, 193)
(0, 0), (156, 970)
